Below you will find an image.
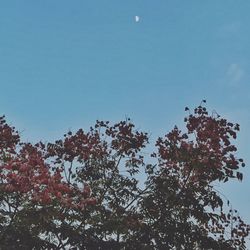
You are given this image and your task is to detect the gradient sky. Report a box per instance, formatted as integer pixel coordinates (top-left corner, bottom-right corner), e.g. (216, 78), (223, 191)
(0, 0), (250, 243)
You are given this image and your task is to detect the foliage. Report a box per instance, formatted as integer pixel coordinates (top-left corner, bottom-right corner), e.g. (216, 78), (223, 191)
(0, 103), (249, 249)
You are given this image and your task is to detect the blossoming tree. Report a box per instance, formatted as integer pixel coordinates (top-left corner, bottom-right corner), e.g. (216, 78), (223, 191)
(0, 102), (249, 249)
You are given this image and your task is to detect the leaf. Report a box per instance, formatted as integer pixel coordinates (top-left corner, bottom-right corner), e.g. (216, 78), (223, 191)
(223, 177), (228, 183)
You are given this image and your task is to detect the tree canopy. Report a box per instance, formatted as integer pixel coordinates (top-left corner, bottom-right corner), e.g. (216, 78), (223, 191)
(0, 102), (249, 249)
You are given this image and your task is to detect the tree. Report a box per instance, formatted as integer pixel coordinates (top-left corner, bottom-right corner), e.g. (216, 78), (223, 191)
(0, 102), (249, 249)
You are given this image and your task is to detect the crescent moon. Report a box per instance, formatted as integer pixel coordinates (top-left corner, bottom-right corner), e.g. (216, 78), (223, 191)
(135, 16), (140, 22)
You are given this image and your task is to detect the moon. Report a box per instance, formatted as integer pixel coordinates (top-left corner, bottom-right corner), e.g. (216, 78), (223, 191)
(135, 16), (140, 22)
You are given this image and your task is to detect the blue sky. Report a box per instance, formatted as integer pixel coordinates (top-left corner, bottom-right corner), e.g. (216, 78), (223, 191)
(1, 0), (250, 242)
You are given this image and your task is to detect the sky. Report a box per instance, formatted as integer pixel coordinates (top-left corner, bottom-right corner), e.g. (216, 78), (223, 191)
(0, 0), (250, 243)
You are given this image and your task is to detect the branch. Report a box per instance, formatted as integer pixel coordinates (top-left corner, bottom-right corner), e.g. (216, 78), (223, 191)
(123, 164), (158, 211)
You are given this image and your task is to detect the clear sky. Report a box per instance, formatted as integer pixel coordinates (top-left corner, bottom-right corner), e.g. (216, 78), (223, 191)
(0, 0), (250, 243)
